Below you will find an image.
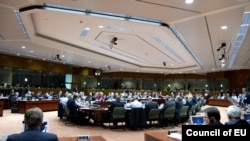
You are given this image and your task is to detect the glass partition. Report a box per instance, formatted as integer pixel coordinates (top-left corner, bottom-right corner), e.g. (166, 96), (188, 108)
(0, 67), (65, 89)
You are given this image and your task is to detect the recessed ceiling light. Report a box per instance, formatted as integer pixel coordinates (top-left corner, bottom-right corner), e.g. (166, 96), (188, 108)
(212, 68), (216, 71)
(17, 53), (20, 56)
(85, 27), (90, 30)
(221, 25), (228, 30)
(185, 0), (194, 4)
(21, 46), (26, 49)
(29, 50), (34, 53)
(98, 25), (104, 28)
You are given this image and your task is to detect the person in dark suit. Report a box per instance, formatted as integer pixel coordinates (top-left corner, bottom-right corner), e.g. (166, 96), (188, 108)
(108, 96), (125, 127)
(72, 85), (78, 93)
(67, 94), (80, 116)
(204, 106), (223, 125)
(174, 96), (183, 125)
(242, 88), (250, 106)
(224, 105), (249, 126)
(145, 96), (158, 119)
(159, 96), (176, 126)
(6, 107), (58, 141)
(108, 96), (124, 112)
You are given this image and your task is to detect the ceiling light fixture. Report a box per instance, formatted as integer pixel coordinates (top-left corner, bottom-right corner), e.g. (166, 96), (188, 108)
(52, 54), (62, 61)
(163, 62), (166, 66)
(217, 43), (226, 51)
(185, 0), (194, 4)
(221, 25), (228, 30)
(217, 43), (230, 68)
(218, 54), (225, 61)
(109, 37), (118, 49)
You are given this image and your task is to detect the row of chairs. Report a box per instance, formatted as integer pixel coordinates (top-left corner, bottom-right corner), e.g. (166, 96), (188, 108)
(110, 99), (205, 129)
(61, 99), (206, 128)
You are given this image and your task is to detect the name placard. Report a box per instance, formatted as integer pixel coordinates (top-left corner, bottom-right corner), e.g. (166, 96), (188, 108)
(77, 135), (90, 141)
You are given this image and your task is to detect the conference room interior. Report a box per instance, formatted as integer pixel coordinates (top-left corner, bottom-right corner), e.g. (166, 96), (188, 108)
(1, 0), (250, 141)
(0, 53), (250, 141)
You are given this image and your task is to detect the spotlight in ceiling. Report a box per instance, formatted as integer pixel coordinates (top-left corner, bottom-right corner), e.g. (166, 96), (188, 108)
(52, 54), (62, 61)
(217, 43), (226, 51)
(163, 62), (166, 66)
(109, 37), (118, 49)
(218, 54), (225, 61)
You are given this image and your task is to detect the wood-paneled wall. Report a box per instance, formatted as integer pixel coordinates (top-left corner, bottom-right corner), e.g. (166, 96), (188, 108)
(0, 53), (249, 93)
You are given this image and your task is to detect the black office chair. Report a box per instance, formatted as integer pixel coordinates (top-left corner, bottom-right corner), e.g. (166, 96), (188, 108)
(161, 107), (175, 127)
(109, 107), (126, 129)
(146, 108), (160, 128)
(129, 108), (145, 130)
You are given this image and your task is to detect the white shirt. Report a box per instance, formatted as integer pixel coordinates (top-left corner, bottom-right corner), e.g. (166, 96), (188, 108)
(130, 100), (143, 108)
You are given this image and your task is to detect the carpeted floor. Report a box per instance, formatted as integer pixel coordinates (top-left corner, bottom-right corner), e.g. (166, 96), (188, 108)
(0, 105), (228, 141)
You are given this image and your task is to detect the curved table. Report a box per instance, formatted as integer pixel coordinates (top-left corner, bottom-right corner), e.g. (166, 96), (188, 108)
(207, 99), (233, 107)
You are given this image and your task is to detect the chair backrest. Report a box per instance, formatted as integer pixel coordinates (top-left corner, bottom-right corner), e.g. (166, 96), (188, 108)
(187, 105), (194, 116)
(164, 106), (175, 119)
(64, 104), (69, 116)
(148, 108), (160, 120)
(130, 108), (145, 128)
(179, 106), (189, 118)
(112, 107), (126, 119)
(192, 104), (197, 115)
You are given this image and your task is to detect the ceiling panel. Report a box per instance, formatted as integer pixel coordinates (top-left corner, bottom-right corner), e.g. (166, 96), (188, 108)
(0, 0), (250, 74)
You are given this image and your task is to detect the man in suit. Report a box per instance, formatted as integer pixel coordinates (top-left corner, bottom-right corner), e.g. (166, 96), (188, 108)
(174, 96), (183, 125)
(224, 105), (249, 126)
(159, 96), (176, 126)
(7, 107), (58, 141)
(204, 106), (223, 125)
(108, 96), (124, 112)
(242, 88), (250, 106)
(145, 96), (158, 119)
(108, 96), (125, 128)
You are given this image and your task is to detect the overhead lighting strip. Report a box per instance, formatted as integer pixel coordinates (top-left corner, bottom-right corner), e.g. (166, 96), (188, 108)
(169, 25), (203, 68)
(152, 35), (184, 63)
(229, 11), (250, 68)
(14, 10), (30, 40)
(43, 4), (162, 26)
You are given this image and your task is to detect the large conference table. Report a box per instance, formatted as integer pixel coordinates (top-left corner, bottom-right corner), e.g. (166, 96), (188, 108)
(207, 98), (233, 107)
(0, 101), (4, 116)
(144, 131), (180, 141)
(0, 97), (10, 109)
(17, 100), (59, 113)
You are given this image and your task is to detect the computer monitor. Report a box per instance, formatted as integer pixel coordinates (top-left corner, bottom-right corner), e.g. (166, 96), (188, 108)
(190, 115), (205, 125)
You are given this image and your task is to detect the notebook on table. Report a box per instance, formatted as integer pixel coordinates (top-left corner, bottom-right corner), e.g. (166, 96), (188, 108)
(190, 115), (205, 125)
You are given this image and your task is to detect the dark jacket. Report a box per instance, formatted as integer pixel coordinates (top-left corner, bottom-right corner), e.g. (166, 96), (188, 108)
(145, 101), (158, 118)
(210, 122), (223, 125)
(108, 101), (124, 113)
(67, 98), (80, 115)
(224, 119), (250, 126)
(7, 127), (58, 141)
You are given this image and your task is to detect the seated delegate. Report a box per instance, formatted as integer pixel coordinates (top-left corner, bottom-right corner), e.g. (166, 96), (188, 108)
(6, 107), (59, 141)
(224, 105), (249, 126)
